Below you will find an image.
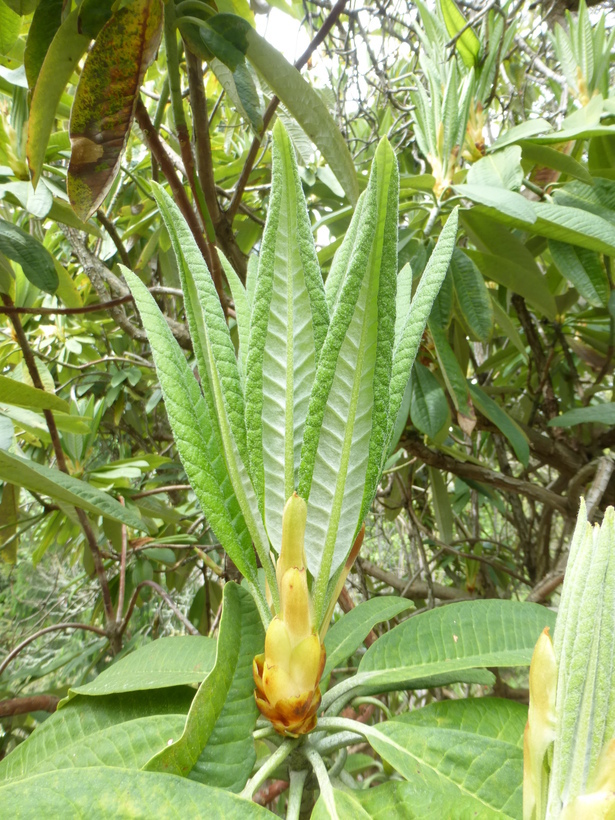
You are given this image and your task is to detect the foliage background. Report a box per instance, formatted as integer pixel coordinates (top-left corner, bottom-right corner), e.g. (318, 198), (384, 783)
(0, 0), (614, 773)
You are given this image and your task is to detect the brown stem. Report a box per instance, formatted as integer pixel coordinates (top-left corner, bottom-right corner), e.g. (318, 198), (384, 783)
(135, 99), (228, 311)
(402, 433), (571, 515)
(0, 622), (107, 677)
(96, 210), (132, 267)
(254, 780), (289, 806)
(0, 295), (133, 315)
(0, 695), (60, 717)
(2, 294), (115, 627)
(186, 50), (247, 280)
(227, 0), (349, 223)
(117, 499), (128, 620)
(120, 580), (199, 636)
(359, 558), (472, 602)
(129, 484), (192, 499)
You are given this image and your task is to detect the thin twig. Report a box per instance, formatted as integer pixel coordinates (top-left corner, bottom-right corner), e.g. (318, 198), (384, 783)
(0, 622), (107, 677)
(227, 0), (349, 222)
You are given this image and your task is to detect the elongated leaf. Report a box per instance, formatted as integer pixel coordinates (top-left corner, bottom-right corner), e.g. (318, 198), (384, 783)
(325, 192), (365, 315)
(0, 689), (194, 783)
(439, 0), (480, 68)
(298, 137), (398, 602)
(520, 141), (593, 185)
(469, 383), (529, 466)
(0, 767), (270, 817)
(68, 0), (163, 220)
(323, 596), (414, 679)
(145, 189), (274, 603)
(189, 587), (263, 791)
(70, 637), (216, 697)
(429, 467), (453, 544)
(490, 118), (553, 151)
(394, 263), (413, 348)
(0, 375), (68, 413)
(145, 583), (263, 791)
(358, 599), (556, 690)
(0, 0), (20, 55)
(0, 449), (146, 530)
(123, 268), (260, 588)
(454, 183), (536, 223)
(387, 208), (459, 452)
(549, 240), (609, 306)
(245, 121), (328, 554)
(450, 248), (493, 342)
(23, 0), (63, 90)
(410, 362), (449, 439)
(547, 402), (615, 428)
(0, 219), (58, 293)
(429, 323), (472, 418)
(221, 252), (251, 379)
(467, 250), (557, 320)
(242, 25), (359, 205)
(0, 481), (18, 563)
(27, 8), (90, 186)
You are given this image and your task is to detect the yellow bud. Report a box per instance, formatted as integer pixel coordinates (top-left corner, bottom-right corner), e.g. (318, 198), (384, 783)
(289, 633), (323, 693)
(277, 494), (308, 591)
(264, 616), (292, 667)
(280, 567), (312, 645)
(263, 661), (298, 705)
(524, 627), (558, 820)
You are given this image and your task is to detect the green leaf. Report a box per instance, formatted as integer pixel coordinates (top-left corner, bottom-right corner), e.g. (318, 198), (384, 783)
(219, 252), (251, 380)
(323, 596), (414, 679)
(0, 689), (194, 782)
(209, 58), (263, 132)
(123, 267), (261, 593)
(78, 0), (115, 39)
(429, 466), (453, 544)
(520, 141), (593, 185)
(429, 323), (472, 418)
(0, 768), (270, 817)
(68, 0), (163, 220)
(23, 0), (63, 91)
(490, 118), (553, 151)
(410, 362), (449, 439)
(363, 702), (526, 818)
(0, 0), (20, 56)
(387, 208), (459, 451)
(0, 481), (18, 563)
(69, 637), (216, 697)
(26, 8), (91, 187)
(324, 193), (365, 316)
(549, 239), (610, 307)
(358, 599), (557, 690)
(454, 183), (536, 223)
(0, 219), (58, 294)
(450, 248), (493, 342)
(0, 375), (69, 413)
(439, 0), (480, 68)
(467, 250), (557, 320)
(0, 449), (146, 530)
(145, 583), (263, 793)
(469, 383), (530, 467)
(547, 402), (615, 428)
(298, 137), (398, 611)
(242, 24), (360, 205)
(245, 121), (328, 554)
(466, 145), (524, 191)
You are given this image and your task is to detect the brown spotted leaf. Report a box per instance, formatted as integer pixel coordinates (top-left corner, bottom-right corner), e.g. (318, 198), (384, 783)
(68, 0), (163, 220)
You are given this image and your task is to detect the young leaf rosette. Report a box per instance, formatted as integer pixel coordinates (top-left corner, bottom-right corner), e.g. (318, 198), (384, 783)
(124, 120), (458, 736)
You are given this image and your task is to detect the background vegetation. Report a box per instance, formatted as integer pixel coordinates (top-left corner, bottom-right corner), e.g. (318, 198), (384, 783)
(0, 0), (614, 788)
